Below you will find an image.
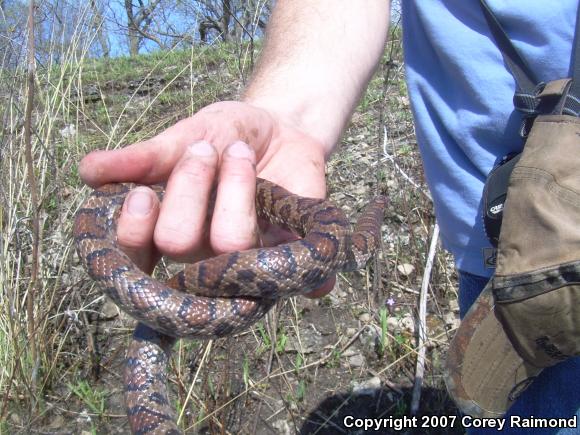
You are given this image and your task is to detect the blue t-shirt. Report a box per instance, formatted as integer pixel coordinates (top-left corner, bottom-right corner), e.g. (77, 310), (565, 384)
(402, 1), (576, 276)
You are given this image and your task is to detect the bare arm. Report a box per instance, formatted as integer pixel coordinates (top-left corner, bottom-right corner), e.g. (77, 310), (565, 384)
(80, 1), (390, 297)
(245, 0), (391, 155)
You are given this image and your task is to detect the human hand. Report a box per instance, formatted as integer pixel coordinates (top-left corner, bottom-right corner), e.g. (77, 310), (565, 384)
(79, 101), (334, 297)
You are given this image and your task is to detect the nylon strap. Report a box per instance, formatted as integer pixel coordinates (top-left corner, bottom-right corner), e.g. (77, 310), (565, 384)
(480, 0), (580, 119)
(479, 0), (539, 115)
(564, 1), (580, 116)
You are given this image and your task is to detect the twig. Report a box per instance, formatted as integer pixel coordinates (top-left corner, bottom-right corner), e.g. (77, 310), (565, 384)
(250, 306), (278, 434)
(177, 340), (213, 426)
(389, 281), (420, 295)
(367, 368), (404, 395)
(24, 0), (40, 392)
(381, 125), (432, 202)
(410, 223), (439, 415)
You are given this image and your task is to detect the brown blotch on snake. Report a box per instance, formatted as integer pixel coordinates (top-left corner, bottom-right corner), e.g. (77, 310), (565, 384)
(74, 178), (387, 434)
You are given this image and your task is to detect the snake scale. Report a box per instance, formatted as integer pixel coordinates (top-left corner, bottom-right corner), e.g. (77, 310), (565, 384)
(74, 178), (387, 434)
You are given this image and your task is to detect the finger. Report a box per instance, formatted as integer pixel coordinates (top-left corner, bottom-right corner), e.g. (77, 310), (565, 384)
(154, 141), (219, 261)
(78, 117), (206, 187)
(79, 140), (176, 188)
(304, 276), (336, 299)
(78, 102), (275, 188)
(117, 186), (161, 274)
(211, 141), (258, 254)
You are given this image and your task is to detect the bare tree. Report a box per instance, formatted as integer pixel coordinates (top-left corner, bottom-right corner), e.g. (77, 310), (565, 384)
(190, 0), (270, 43)
(22, 1), (112, 64)
(124, 0), (163, 55)
(90, 0), (110, 58)
(4, 0), (272, 60)
(115, 0), (270, 55)
(0, 0), (28, 69)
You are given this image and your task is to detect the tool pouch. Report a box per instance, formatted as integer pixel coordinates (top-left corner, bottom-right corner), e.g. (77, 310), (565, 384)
(482, 79), (579, 248)
(480, 3), (580, 381)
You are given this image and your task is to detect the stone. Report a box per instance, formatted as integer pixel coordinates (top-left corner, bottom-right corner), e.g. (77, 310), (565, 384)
(352, 376), (381, 395)
(358, 313), (371, 323)
(397, 263), (415, 276)
(348, 353), (366, 367)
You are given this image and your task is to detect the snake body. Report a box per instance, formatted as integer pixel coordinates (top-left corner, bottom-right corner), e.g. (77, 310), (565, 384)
(74, 178), (386, 434)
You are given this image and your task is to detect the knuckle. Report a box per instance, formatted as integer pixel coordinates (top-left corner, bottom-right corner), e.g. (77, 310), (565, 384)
(211, 219), (257, 254)
(154, 226), (203, 258)
(219, 161), (256, 186)
(117, 230), (148, 251)
(175, 156), (217, 186)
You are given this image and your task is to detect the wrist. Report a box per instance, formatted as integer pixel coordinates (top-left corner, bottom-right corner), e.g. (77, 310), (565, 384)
(243, 95), (341, 159)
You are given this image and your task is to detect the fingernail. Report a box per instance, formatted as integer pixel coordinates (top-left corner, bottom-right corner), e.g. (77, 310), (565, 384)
(226, 141), (255, 160)
(188, 141), (216, 156)
(127, 189), (153, 216)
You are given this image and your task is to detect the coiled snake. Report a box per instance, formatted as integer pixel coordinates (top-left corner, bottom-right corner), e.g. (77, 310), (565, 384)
(74, 178), (386, 434)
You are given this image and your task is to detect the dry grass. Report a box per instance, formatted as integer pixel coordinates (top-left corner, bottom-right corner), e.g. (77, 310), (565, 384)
(0, 10), (463, 435)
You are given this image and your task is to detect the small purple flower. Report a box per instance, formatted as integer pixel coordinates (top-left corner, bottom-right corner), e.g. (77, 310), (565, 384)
(385, 297), (396, 314)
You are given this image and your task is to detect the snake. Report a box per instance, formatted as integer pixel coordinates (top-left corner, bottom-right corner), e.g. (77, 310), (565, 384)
(73, 178), (387, 434)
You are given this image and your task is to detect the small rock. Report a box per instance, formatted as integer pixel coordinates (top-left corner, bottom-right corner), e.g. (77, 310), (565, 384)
(358, 313), (371, 323)
(48, 414), (65, 429)
(327, 293), (342, 307)
(345, 327), (357, 338)
(348, 353), (366, 367)
(444, 312), (460, 329)
(449, 299), (460, 313)
(359, 324), (381, 355)
(400, 313), (415, 334)
(386, 178), (398, 189)
(60, 124), (77, 138)
(101, 299), (120, 319)
(272, 419), (292, 435)
(77, 409), (91, 423)
(352, 376), (381, 395)
(387, 316), (400, 331)
(397, 263), (415, 276)
(387, 313), (415, 334)
(343, 348), (357, 357)
(398, 234), (410, 245)
(285, 333), (320, 354)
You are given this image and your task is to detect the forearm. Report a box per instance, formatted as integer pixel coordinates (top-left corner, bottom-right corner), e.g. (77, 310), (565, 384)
(244, 0), (391, 156)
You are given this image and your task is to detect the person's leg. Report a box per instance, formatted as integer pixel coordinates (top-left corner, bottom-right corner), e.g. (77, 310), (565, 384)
(456, 271), (580, 434)
(457, 270), (488, 318)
